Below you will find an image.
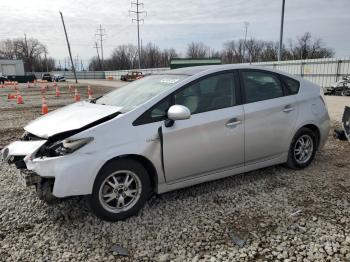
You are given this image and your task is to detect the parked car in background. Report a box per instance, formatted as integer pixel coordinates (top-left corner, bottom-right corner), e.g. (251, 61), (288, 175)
(325, 76), (350, 96)
(120, 71), (143, 81)
(0, 74), (8, 84)
(42, 73), (52, 82)
(1, 65), (330, 221)
(53, 74), (66, 82)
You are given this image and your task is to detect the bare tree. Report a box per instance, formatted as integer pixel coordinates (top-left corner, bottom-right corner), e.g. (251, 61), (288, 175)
(259, 41), (279, 61)
(186, 42), (209, 58)
(221, 40), (245, 63)
(288, 32), (334, 60)
(0, 37), (55, 72)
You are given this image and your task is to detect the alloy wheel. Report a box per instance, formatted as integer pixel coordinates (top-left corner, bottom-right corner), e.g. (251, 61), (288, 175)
(98, 170), (142, 213)
(293, 134), (314, 164)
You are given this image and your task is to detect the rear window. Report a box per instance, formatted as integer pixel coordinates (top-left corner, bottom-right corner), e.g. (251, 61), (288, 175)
(283, 76), (300, 95)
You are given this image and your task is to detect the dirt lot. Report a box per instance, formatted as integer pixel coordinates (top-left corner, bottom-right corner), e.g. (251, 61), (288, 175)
(0, 83), (349, 261)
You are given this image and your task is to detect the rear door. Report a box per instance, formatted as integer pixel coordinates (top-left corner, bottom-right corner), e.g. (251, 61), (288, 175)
(240, 69), (298, 164)
(162, 71), (245, 182)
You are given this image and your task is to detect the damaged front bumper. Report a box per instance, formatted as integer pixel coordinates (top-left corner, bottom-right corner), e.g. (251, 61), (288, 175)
(1, 140), (46, 165)
(1, 138), (101, 199)
(17, 169), (42, 187)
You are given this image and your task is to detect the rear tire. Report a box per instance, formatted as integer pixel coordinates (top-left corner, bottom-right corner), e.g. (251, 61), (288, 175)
(89, 159), (150, 221)
(285, 127), (317, 170)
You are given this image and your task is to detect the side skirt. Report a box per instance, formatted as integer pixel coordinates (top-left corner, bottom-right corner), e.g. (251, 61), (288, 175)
(157, 153), (287, 194)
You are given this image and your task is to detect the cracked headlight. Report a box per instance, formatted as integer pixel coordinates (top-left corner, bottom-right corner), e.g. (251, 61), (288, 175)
(49, 137), (94, 156)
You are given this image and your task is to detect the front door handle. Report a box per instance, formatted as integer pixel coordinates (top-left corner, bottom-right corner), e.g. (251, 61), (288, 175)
(226, 118), (241, 128)
(283, 105), (294, 113)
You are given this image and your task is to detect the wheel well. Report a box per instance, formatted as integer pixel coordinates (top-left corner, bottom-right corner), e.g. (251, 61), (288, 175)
(102, 154), (158, 193)
(301, 124), (320, 149)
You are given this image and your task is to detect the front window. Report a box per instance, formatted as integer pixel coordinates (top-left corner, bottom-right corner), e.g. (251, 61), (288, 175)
(96, 75), (187, 112)
(174, 73), (236, 114)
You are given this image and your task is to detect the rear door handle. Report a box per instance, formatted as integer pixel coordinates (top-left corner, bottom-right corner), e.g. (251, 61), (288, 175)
(283, 105), (294, 113)
(226, 118), (241, 128)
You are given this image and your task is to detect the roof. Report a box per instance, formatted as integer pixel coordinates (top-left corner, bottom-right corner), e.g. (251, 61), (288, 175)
(159, 64), (243, 76)
(157, 64), (302, 81)
(170, 58), (221, 65)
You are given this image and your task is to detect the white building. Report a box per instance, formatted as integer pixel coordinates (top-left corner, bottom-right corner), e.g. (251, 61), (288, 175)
(0, 59), (25, 76)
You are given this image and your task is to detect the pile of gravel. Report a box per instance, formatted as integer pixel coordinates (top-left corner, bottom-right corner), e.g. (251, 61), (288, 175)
(0, 132), (349, 261)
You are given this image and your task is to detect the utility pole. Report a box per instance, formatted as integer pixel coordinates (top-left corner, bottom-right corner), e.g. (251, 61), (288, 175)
(75, 55), (79, 71)
(129, 0), (146, 69)
(93, 41), (102, 70)
(242, 22), (249, 63)
(44, 49), (48, 72)
(59, 11), (78, 84)
(278, 0), (286, 61)
(96, 24), (106, 70)
(24, 33), (32, 72)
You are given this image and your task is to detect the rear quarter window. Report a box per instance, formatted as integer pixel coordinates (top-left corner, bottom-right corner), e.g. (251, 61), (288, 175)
(283, 76), (300, 95)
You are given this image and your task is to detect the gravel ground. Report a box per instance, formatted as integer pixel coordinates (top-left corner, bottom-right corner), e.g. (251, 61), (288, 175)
(0, 85), (349, 261)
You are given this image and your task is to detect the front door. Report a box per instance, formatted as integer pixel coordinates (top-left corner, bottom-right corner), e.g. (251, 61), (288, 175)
(162, 72), (245, 182)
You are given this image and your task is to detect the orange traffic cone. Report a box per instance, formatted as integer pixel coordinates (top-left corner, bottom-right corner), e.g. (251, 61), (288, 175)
(55, 86), (60, 97)
(41, 84), (46, 94)
(88, 86), (93, 99)
(7, 93), (16, 99)
(17, 92), (24, 104)
(41, 96), (48, 115)
(74, 88), (80, 101)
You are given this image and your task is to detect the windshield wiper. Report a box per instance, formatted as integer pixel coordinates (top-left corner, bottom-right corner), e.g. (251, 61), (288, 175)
(90, 95), (102, 104)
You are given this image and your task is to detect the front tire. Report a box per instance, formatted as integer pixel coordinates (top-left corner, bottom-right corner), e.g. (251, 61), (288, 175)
(89, 159), (150, 221)
(285, 127), (317, 170)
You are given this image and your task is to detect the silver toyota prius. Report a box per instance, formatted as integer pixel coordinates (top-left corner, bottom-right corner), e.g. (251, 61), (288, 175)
(2, 65), (330, 221)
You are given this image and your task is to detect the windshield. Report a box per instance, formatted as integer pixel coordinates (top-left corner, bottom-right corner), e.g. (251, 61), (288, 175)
(96, 74), (187, 112)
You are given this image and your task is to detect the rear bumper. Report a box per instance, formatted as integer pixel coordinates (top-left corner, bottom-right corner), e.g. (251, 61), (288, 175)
(318, 116), (331, 150)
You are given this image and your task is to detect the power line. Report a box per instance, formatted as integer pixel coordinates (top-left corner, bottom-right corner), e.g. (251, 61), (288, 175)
(96, 24), (106, 70)
(129, 0), (147, 69)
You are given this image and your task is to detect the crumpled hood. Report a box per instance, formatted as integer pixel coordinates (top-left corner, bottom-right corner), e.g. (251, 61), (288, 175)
(25, 101), (122, 139)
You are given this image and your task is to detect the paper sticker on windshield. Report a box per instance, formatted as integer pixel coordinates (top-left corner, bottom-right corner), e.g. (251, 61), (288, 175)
(160, 78), (179, 84)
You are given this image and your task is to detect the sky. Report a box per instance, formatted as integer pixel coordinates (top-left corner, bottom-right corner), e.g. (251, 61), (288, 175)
(0, 0), (349, 67)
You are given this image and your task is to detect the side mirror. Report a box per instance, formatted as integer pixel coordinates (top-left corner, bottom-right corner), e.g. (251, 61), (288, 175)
(167, 105), (191, 120)
(165, 105), (191, 127)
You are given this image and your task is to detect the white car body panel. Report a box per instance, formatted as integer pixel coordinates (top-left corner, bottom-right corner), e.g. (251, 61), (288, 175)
(2, 141), (46, 161)
(162, 105), (244, 182)
(1, 64), (331, 198)
(244, 95), (298, 164)
(25, 101), (122, 139)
